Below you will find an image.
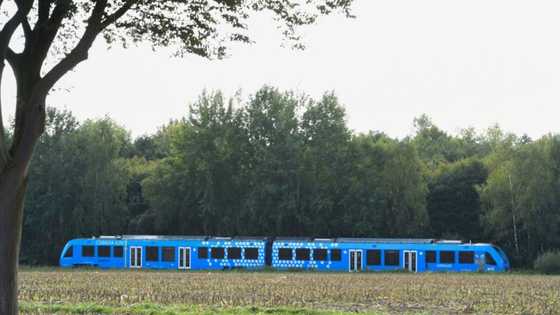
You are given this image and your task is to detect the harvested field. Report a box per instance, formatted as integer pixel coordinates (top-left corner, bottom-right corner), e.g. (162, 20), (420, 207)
(19, 269), (560, 314)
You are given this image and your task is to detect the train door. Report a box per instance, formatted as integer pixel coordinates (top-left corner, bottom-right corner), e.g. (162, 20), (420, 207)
(178, 247), (191, 270)
(130, 246), (142, 269)
(404, 250), (417, 272)
(349, 250), (363, 272)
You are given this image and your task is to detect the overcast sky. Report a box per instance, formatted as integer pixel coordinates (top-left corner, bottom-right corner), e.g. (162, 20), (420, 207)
(3, 0), (560, 139)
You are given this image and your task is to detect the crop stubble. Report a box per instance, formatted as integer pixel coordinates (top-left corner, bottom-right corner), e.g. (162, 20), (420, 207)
(19, 270), (560, 314)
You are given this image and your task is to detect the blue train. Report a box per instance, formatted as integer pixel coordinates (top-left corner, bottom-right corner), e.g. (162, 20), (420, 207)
(59, 235), (510, 272)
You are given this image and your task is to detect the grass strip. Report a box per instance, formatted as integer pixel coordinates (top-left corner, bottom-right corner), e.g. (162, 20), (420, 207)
(19, 303), (392, 315)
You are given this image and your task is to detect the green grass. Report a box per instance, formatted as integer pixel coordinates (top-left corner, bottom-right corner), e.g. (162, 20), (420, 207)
(19, 303), (397, 315)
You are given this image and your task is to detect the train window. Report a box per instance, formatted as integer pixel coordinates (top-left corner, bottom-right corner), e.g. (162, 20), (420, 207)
(245, 248), (259, 260)
(64, 246), (73, 258)
(384, 250), (400, 266)
(146, 246), (159, 261)
(295, 248), (311, 261)
(426, 251), (436, 263)
(314, 249), (327, 261)
(278, 248), (293, 260)
(162, 247), (175, 262)
(459, 251), (475, 264)
(440, 251), (455, 264)
(330, 249), (341, 261)
(98, 246), (110, 257)
(113, 246), (123, 258)
(485, 252), (496, 266)
(228, 247), (242, 259)
(82, 245), (94, 257)
(366, 250), (381, 265)
(198, 247), (208, 259)
(211, 247), (225, 259)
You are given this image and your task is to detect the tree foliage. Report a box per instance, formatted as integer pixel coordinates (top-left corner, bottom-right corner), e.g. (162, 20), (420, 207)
(534, 251), (560, 274)
(481, 135), (560, 265)
(22, 112), (131, 264)
(427, 159), (487, 240)
(18, 89), (560, 270)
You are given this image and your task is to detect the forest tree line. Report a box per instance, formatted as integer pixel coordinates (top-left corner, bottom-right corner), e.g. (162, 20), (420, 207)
(8, 86), (560, 267)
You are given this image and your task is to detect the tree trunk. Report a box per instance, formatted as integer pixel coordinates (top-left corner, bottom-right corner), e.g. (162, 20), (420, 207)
(508, 174), (520, 257)
(0, 167), (28, 315)
(0, 91), (45, 314)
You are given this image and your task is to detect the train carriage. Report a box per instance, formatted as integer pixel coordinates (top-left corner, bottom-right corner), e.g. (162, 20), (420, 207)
(59, 235), (268, 270)
(271, 238), (510, 272)
(60, 235), (509, 272)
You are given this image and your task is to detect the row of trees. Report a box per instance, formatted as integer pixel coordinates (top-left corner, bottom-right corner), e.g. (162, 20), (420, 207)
(17, 87), (560, 267)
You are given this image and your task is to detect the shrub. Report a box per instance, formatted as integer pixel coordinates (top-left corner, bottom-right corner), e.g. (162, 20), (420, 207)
(534, 251), (560, 275)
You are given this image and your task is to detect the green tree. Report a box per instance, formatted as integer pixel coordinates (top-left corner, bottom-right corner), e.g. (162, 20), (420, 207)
(119, 156), (157, 234)
(20, 88), (560, 270)
(427, 159), (488, 240)
(412, 115), (461, 168)
(478, 125), (522, 262)
(142, 120), (197, 235)
(299, 92), (352, 235)
(131, 131), (172, 161)
(244, 87), (303, 235)
(143, 92), (252, 235)
(346, 133), (428, 237)
(380, 141), (429, 236)
(481, 135), (560, 265)
(23, 113), (132, 265)
(71, 119), (131, 235)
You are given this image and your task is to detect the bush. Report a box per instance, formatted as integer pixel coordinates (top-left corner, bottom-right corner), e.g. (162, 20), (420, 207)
(534, 251), (560, 275)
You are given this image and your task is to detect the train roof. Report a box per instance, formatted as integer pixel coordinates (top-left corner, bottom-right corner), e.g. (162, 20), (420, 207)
(273, 237), (467, 244)
(89, 235), (475, 245)
(93, 235), (269, 241)
(336, 238), (436, 244)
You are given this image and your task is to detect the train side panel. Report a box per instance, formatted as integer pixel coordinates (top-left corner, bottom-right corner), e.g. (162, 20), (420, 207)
(60, 238), (127, 269)
(270, 240), (509, 273)
(60, 237), (267, 270)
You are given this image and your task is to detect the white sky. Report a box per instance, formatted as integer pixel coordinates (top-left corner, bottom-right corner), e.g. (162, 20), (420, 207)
(3, 0), (560, 138)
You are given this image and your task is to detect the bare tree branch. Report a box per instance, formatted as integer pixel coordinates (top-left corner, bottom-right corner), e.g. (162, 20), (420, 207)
(101, 0), (138, 29)
(36, 0), (52, 30)
(38, 0), (109, 95)
(9, 0), (109, 164)
(0, 5), (29, 54)
(0, 2), (33, 171)
(11, 0), (34, 41)
(9, 0), (110, 167)
(13, 0), (34, 34)
(25, 0), (72, 80)
(9, 0), (65, 162)
(21, 17), (32, 41)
